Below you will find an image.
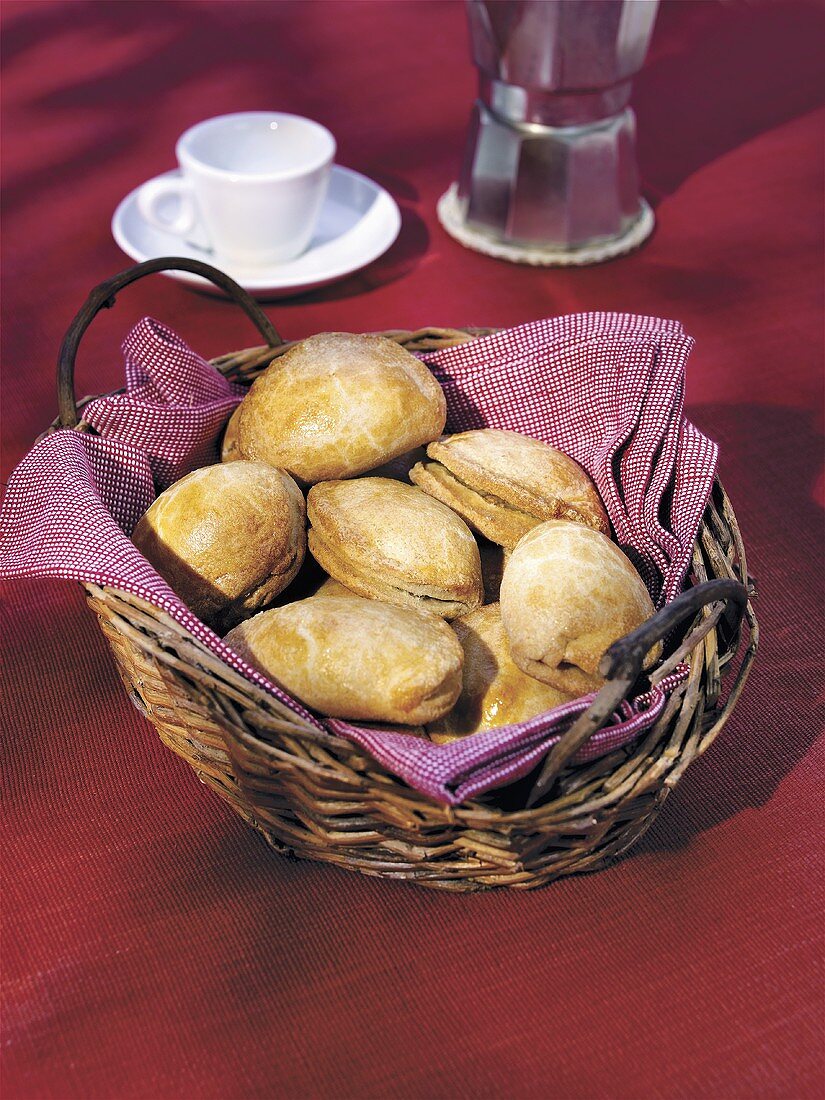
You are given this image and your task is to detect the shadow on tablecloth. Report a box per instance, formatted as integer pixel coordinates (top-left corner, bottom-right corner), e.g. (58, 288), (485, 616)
(638, 402), (824, 854)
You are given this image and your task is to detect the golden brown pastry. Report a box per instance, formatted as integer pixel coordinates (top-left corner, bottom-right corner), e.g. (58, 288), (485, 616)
(132, 461), (305, 633)
(220, 406), (242, 462)
(224, 595), (463, 724)
(427, 604), (575, 744)
(499, 521), (660, 695)
(410, 428), (609, 550)
(236, 333), (446, 484)
(307, 478), (483, 619)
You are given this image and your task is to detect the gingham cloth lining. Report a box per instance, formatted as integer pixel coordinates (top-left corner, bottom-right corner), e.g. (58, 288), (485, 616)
(0, 314), (717, 806)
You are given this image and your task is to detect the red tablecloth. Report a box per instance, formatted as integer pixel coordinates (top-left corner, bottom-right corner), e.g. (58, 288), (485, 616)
(2, 2), (823, 1097)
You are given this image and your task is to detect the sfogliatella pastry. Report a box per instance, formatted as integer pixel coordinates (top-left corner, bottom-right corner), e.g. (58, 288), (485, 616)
(500, 520), (660, 696)
(224, 595), (464, 724)
(132, 461), (305, 633)
(427, 604), (575, 744)
(307, 478), (483, 619)
(220, 405), (242, 462)
(410, 428), (609, 550)
(236, 333), (447, 484)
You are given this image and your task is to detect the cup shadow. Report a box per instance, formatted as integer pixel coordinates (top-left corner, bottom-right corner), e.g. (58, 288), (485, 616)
(271, 203), (430, 304)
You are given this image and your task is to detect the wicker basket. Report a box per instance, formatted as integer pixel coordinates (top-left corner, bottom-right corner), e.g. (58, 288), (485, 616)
(48, 258), (758, 891)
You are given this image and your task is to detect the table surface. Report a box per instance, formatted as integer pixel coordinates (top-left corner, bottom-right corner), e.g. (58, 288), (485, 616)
(2, 2), (823, 1098)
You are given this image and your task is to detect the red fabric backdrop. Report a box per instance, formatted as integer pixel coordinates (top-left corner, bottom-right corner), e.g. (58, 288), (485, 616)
(2, 2), (823, 1097)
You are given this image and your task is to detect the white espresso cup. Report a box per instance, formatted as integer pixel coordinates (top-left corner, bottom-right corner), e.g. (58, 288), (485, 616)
(137, 112), (336, 267)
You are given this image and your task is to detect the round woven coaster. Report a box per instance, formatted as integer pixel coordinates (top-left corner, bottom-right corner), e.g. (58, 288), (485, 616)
(437, 184), (655, 267)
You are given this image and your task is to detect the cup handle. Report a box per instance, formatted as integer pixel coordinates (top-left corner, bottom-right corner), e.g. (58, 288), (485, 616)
(137, 177), (211, 250)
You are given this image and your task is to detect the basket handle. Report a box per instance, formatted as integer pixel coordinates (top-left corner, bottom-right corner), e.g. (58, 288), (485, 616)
(56, 256), (283, 428)
(526, 577), (749, 806)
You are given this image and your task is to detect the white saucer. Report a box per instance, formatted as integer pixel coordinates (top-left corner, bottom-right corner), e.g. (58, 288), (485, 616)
(112, 165), (401, 299)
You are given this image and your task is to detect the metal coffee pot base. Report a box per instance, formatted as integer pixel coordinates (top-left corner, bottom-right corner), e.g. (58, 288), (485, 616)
(449, 0), (659, 266)
(438, 184), (654, 267)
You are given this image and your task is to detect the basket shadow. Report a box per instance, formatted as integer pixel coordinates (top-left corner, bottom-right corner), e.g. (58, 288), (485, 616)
(635, 0), (825, 204)
(633, 402), (824, 854)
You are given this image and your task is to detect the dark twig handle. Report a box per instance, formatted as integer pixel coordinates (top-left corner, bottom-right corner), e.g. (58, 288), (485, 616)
(56, 257), (283, 428)
(598, 578), (748, 682)
(527, 578), (748, 806)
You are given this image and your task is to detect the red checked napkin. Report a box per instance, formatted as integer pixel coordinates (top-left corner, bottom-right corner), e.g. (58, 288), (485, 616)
(0, 314), (716, 805)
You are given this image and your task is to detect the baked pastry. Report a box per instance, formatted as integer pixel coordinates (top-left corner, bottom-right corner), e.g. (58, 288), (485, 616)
(427, 604), (574, 744)
(410, 428), (609, 550)
(307, 478), (483, 619)
(220, 406), (242, 462)
(132, 460), (306, 633)
(499, 521), (660, 695)
(236, 333), (447, 483)
(224, 595), (463, 724)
